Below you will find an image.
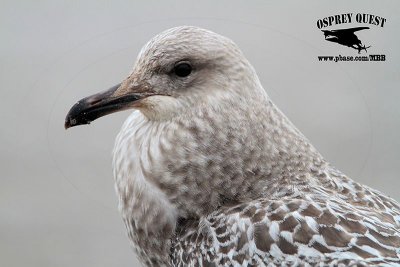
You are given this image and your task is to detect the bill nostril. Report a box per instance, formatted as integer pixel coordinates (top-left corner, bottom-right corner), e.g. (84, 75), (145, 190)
(85, 95), (104, 106)
(89, 98), (103, 106)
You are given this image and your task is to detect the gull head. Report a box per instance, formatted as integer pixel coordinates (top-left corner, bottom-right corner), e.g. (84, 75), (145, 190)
(65, 26), (264, 127)
(64, 26), (320, 220)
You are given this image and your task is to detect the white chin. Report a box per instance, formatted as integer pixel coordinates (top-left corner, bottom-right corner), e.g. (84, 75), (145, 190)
(137, 95), (182, 121)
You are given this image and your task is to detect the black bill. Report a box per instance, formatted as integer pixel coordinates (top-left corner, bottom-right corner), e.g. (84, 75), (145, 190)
(65, 83), (143, 129)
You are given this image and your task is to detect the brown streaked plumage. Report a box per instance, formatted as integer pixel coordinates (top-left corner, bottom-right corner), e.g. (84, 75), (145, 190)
(65, 26), (400, 266)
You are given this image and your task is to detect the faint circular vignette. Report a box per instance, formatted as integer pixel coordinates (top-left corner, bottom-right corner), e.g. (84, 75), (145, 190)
(42, 18), (372, 207)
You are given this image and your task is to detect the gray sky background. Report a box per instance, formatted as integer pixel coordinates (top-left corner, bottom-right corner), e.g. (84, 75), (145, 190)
(1, 1), (399, 266)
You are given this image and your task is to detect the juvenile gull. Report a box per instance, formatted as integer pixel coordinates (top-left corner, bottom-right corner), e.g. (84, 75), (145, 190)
(65, 26), (400, 266)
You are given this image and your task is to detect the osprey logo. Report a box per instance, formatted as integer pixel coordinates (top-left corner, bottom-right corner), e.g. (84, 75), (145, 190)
(322, 27), (370, 54)
(317, 13), (387, 62)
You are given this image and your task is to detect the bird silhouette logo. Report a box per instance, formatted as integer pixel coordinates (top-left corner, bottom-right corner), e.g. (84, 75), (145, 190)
(322, 27), (370, 53)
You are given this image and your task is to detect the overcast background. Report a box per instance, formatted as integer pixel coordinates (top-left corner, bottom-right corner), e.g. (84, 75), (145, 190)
(1, 1), (399, 266)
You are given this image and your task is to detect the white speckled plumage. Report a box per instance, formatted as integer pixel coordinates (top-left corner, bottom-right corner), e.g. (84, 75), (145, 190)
(109, 26), (400, 266)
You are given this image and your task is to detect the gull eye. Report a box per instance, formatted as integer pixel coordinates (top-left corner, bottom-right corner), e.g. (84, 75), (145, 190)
(173, 62), (192, 77)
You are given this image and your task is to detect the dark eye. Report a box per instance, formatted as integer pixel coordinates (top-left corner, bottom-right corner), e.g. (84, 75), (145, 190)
(173, 62), (192, 77)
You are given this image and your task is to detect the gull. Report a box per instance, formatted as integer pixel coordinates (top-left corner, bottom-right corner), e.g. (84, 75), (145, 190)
(65, 26), (400, 266)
